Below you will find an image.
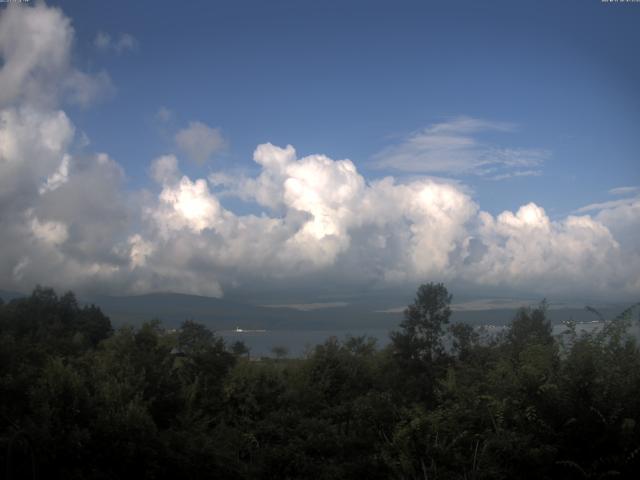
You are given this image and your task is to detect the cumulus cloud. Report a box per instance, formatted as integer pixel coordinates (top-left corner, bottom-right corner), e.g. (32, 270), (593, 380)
(39, 154), (71, 194)
(175, 121), (226, 164)
(150, 154), (180, 185)
(29, 212), (69, 246)
(0, 107), (75, 209)
(0, 3), (112, 109)
(0, 3), (638, 302)
(130, 144), (639, 300)
(3, 111), (639, 299)
(155, 176), (226, 234)
(131, 145), (480, 296)
(592, 196), (640, 260)
(0, 4), (130, 294)
(372, 116), (548, 177)
(463, 203), (637, 297)
(0, 148), (132, 294)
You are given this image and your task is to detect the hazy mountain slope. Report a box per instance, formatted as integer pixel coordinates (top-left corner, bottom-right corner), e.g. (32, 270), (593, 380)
(3, 288), (628, 332)
(0, 289), (25, 302)
(83, 292), (403, 331)
(83, 292), (628, 332)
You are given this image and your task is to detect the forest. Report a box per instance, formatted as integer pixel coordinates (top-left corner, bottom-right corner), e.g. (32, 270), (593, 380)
(1, 284), (639, 479)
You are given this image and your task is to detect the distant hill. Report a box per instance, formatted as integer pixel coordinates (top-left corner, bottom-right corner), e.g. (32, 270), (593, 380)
(3, 288), (629, 333)
(83, 292), (629, 332)
(84, 292), (277, 330)
(83, 292), (404, 331)
(0, 289), (25, 303)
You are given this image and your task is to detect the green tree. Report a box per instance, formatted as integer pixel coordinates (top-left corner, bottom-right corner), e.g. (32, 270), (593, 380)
(506, 301), (553, 355)
(231, 340), (250, 357)
(389, 282), (452, 402)
(271, 345), (289, 359)
(391, 283), (452, 363)
(449, 321), (479, 361)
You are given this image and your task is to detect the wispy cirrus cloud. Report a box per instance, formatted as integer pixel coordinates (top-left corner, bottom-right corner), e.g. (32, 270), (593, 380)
(608, 185), (639, 196)
(490, 169), (542, 181)
(573, 195), (640, 214)
(261, 302), (349, 311)
(372, 116), (549, 178)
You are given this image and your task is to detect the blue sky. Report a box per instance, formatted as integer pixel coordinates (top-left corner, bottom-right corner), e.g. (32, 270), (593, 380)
(58, 0), (639, 216)
(0, 0), (638, 302)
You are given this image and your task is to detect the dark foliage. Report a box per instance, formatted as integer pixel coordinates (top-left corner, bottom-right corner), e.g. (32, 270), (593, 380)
(1, 285), (639, 479)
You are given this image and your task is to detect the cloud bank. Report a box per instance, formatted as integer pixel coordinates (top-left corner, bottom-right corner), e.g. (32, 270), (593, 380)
(0, 4), (638, 301)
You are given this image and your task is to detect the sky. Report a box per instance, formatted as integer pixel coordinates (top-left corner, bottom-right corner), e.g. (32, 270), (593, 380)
(0, 0), (638, 304)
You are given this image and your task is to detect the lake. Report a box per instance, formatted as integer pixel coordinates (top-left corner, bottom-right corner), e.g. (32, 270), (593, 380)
(219, 320), (639, 358)
(220, 328), (392, 357)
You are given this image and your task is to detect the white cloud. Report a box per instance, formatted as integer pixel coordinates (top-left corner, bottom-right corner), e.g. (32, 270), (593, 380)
(372, 116), (549, 177)
(94, 31), (110, 50)
(463, 203), (639, 297)
(128, 234), (154, 268)
(0, 4), (638, 302)
(155, 106), (173, 123)
(0, 147), (132, 294)
(0, 3), (112, 108)
(175, 121), (226, 164)
(150, 154), (180, 185)
(40, 154), (71, 194)
(574, 196), (639, 214)
(262, 302), (349, 311)
(29, 213), (69, 246)
(2, 106), (638, 299)
(133, 144), (481, 294)
(608, 185), (639, 196)
(490, 169), (542, 181)
(94, 32), (138, 53)
(116, 33), (137, 52)
(0, 4), (131, 295)
(0, 107), (75, 209)
(425, 117), (515, 134)
(64, 70), (114, 107)
(594, 196), (640, 259)
(155, 176), (225, 234)
(134, 143), (638, 300)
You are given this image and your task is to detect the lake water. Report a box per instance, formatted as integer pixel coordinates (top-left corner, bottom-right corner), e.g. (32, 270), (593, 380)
(219, 321), (639, 358)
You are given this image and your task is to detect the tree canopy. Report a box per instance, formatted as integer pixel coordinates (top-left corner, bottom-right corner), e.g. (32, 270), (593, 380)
(1, 285), (639, 479)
